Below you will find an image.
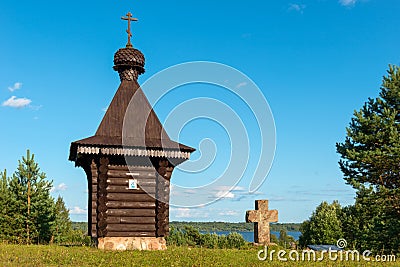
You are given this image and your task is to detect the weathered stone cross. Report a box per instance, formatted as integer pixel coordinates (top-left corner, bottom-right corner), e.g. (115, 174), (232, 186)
(246, 199), (278, 244)
(121, 12), (138, 48)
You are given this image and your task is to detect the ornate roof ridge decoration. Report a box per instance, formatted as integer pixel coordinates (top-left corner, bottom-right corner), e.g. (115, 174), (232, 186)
(75, 145), (191, 159)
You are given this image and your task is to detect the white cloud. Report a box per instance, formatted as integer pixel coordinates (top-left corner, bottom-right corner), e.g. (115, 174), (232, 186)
(210, 185), (264, 201)
(213, 186), (245, 192)
(170, 185), (197, 197)
(218, 210), (238, 216)
(8, 82), (23, 92)
(102, 106), (108, 112)
(212, 185), (247, 200)
(69, 206), (87, 215)
(215, 190), (235, 199)
(51, 183), (67, 193)
(288, 3), (306, 13)
(174, 208), (191, 218)
(339, 0), (357, 6)
(172, 207), (209, 219)
(2, 96), (32, 108)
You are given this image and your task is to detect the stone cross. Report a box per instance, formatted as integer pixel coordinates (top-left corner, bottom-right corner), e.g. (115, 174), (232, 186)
(246, 199), (278, 244)
(121, 12), (138, 48)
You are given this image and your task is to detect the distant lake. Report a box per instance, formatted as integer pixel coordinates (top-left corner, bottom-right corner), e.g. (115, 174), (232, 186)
(200, 231), (301, 242)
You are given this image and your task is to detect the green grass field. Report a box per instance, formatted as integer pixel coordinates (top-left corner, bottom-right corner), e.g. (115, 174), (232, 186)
(0, 244), (397, 266)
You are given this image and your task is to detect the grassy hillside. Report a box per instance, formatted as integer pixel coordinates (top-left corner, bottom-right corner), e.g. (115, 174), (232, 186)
(0, 244), (396, 266)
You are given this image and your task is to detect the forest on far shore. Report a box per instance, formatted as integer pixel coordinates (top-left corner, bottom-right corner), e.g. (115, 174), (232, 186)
(72, 222), (301, 233)
(170, 222), (300, 232)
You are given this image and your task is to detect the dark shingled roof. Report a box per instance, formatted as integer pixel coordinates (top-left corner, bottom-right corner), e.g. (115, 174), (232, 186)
(69, 79), (194, 161)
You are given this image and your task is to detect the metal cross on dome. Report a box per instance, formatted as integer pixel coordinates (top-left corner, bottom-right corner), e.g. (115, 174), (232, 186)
(122, 12), (138, 48)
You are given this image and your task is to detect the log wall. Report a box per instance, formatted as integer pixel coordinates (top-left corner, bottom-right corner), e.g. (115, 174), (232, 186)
(104, 165), (157, 237)
(85, 158), (172, 238)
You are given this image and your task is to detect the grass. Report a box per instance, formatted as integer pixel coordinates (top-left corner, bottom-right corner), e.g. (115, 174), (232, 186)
(0, 244), (398, 266)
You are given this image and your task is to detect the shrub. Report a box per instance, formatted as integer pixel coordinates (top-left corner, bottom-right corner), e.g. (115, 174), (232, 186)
(167, 226), (248, 249)
(226, 232), (246, 249)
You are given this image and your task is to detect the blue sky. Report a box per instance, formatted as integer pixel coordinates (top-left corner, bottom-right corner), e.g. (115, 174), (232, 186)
(0, 0), (399, 222)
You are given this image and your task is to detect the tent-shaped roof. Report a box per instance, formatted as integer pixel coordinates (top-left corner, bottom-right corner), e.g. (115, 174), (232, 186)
(69, 47), (194, 162)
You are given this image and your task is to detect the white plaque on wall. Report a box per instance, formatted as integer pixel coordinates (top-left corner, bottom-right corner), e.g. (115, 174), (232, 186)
(128, 179), (138, 190)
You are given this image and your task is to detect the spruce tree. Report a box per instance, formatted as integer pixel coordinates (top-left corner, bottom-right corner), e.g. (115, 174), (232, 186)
(0, 170), (14, 240)
(8, 150), (55, 244)
(51, 195), (73, 244)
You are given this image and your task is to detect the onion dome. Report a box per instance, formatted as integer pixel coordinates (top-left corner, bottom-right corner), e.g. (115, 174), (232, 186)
(113, 47), (145, 81)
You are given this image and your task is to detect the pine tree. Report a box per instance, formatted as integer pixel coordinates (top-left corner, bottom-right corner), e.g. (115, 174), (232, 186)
(51, 195), (73, 244)
(336, 65), (400, 212)
(336, 65), (400, 253)
(8, 150), (55, 244)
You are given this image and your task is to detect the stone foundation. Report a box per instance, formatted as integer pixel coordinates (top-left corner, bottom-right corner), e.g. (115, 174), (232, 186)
(97, 237), (167, 251)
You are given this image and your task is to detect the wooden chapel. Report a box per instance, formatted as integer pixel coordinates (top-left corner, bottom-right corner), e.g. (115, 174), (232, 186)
(69, 12), (194, 250)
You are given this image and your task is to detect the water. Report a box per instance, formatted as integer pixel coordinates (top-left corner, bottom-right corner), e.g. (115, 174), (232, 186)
(200, 231), (301, 242)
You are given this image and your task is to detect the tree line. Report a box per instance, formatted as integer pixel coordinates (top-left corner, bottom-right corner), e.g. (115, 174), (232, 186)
(0, 150), (90, 245)
(300, 65), (400, 254)
(170, 221), (300, 232)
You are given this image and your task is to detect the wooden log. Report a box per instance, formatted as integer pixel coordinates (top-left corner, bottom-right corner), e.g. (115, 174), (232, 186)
(98, 228), (108, 237)
(106, 224), (155, 232)
(107, 193), (155, 202)
(98, 196), (107, 205)
(106, 231), (156, 237)
(98, 181), (107, 190)
(106, 216), (155, 224)
(107, 170), (156, 179)
(97, 213), (107, 221)
(107, 178), (156, 186)
(108, 165), (154, 171)
(91, 224), (97, 237)
(98, 205), (107, 213)
(157, 213), (168, 221)
(157, 226), (169, 237)
(98, 220), (107, 229)
(106, 201), (156, 209)
(106, 209), (155, 217)
(107, 165), (130, 171)
(99, 165), (108, 174)
(106, 185), (155, 194)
